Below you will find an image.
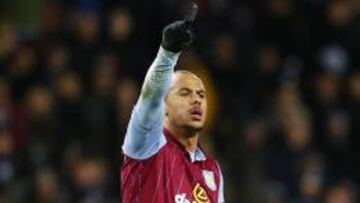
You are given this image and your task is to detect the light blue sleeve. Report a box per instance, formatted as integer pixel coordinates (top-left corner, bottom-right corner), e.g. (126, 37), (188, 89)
(122, 47), (180, 160)
(218, 165), (225, 203)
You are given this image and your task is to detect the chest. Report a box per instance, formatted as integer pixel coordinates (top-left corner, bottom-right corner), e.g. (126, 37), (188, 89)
(158, 145), (220, 203)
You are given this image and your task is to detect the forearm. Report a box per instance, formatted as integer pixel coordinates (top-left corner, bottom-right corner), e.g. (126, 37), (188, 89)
(134, 46), (180, 128)
(122, 47), (179, 159)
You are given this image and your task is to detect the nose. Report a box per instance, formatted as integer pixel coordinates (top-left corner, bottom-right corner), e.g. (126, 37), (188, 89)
(191, 94), (202, 106)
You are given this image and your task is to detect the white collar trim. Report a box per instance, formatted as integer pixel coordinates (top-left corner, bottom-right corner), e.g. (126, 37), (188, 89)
(188, 147), (207, 163)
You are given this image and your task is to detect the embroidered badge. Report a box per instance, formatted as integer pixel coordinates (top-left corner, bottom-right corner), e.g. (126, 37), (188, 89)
(202, 170), (216, 191)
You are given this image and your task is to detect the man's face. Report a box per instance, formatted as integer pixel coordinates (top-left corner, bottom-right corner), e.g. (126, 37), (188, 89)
(165, 72), (207, 133)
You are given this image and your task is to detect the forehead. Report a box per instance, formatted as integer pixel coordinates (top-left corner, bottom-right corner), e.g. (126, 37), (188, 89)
(171, 72), (205, 91)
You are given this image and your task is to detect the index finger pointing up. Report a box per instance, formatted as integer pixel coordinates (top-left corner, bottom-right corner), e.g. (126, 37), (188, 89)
(184, 2), (198, 24)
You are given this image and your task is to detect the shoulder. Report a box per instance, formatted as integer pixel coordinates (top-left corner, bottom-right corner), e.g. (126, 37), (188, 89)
(198, 145), (218, 164)
(122, 138), (179, 164)
(201, 149), (222, 175)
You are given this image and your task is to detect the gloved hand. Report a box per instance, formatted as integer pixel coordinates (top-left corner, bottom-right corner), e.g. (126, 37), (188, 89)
(161, 3), (198, 53)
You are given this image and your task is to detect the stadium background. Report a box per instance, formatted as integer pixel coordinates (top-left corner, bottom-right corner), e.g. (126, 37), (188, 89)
(0, 0), (359, 202)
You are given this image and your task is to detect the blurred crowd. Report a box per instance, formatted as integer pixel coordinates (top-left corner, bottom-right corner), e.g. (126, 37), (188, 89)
(0, 0), (359, 202)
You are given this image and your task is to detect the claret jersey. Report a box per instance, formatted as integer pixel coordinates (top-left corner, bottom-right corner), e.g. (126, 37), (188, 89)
(122, 128), (224, 203)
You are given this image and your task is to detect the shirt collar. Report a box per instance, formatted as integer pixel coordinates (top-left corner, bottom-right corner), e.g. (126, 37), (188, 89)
(188, 147), (207, 163)
(163, 128), (207, 162)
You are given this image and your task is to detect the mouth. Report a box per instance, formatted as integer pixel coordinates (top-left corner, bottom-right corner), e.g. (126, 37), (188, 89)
(189, 107), (203, 121)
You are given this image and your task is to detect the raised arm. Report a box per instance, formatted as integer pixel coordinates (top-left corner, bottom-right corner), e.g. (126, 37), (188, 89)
(122, 5), (198, 159)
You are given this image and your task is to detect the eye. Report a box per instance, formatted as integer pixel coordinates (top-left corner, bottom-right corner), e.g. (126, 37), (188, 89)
(198, 91), (206, 99)
(179, 89), (191, 96)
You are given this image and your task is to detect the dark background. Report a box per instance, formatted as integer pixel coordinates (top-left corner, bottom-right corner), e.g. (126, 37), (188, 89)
(0, 0), (359, 202)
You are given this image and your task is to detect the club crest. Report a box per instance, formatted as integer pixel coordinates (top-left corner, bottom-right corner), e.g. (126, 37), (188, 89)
(202, 170), (216, 191)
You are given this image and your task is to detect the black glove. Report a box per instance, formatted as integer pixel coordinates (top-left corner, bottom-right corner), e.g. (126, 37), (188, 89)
(161, 3), (198, 53)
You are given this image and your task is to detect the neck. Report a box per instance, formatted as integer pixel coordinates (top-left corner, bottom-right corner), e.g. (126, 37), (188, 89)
(165, 124), (199, 152)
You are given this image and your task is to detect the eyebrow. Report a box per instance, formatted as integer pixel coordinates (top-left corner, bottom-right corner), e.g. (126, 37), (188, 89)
(178, 87), (191, 92)
(178, 87), (205, 94)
